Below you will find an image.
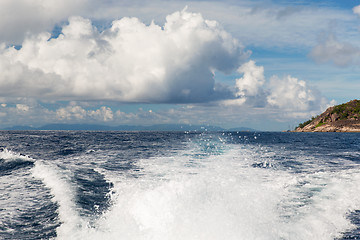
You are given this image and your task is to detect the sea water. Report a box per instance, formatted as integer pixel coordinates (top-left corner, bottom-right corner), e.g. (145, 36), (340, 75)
(0, 131), (360, 239)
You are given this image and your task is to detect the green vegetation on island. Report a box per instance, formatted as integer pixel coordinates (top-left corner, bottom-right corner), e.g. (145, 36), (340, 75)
(295, 99), (360, 132)
(297, 116), (317, 129)
(331, 100), (360, 120)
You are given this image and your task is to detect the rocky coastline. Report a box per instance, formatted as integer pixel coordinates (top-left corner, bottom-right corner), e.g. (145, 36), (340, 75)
(294, 100), (360, 132)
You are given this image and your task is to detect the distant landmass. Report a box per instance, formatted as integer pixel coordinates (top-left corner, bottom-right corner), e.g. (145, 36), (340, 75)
(295, 99), (360, 132)
(2, 123), (258, 132)
(227, 127), (259, 132)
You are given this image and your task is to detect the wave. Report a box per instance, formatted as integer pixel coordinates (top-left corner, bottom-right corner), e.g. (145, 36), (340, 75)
(0, 147), (34, 161)
(0, 148), (34, 176)
(31, 161), (115, 239)
(32, 161), (86, 239)
(29, 138), (360, 240)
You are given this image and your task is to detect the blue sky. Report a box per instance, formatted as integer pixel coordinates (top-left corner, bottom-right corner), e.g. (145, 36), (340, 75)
(0, 0), (359, 130)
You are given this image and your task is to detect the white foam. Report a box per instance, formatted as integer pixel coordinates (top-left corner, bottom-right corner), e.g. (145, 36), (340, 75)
(94, 144), (360, 240)
(82, 148), (276, 239)
(31, 141), (360, 240)
(281, 169), (360, 239)
(0, 148), (34, 162)
(31, 161), (87, 239)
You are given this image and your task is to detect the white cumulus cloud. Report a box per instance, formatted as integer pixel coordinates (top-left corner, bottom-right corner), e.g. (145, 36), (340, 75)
(235, 60), (265, 97)
(56, 105), (87, 120)
(56, 104), (114, 122)
(223, 60), (328, 114)
(0, 6), (334, 129)
(89, 106), (113, 122)
(267, 75), (327, 112)
(0, 10), (249, 103)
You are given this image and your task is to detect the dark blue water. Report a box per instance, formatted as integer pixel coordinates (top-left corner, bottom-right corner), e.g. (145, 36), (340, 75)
(0, 131), (359, 239)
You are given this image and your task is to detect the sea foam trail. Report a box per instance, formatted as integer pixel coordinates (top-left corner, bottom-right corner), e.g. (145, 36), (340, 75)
(87, 151), (286, 239)
(31, 161), (88, 239)
(279, 169), (360, 239)
(100, 145), (360, 240)
(33, 141), (360, 240)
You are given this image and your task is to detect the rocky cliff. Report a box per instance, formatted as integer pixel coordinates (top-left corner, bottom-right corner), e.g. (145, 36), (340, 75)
(295, 99), (360, 132)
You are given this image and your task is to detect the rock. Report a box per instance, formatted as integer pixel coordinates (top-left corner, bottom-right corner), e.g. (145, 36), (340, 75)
(294, 100), (360, 132)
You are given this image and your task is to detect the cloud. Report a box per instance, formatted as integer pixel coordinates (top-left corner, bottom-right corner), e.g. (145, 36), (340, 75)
(223, 60), (328, 114)
(0, 5), (334, 130)
(16, 104), (30, 112)
(309, 33), (360, 67)
(56, 105), (87, 120)
(54, 103), (174, 124)
(0, 92), (329, 131)
(353, 5), (360, 17)
(56, 104), (114, 122)
(222, 60), (268, 107)
(267, 75), (328, 112)
(0, 99), (52, 126)
(0, 0), (87, 44)
(308, 5), (360, 68)
(0, 10), (249, 103)
(235, 60), (265, 97)
(2, 1), (357, 51)
(84, 1), (358, 50)
(89, 106), (113, 121)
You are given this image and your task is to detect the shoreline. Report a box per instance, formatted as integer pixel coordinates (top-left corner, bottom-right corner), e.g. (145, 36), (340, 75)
(294, 119), (360, 132)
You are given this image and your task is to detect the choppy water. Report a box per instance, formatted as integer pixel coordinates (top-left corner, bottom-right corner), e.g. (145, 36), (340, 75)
(0, 131), (360, 240)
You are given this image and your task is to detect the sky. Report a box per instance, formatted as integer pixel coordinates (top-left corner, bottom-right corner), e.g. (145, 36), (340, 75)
(0, 0), (359, 131)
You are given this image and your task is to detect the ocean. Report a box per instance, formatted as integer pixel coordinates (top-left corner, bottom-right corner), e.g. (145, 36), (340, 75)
(0, 131), (360, 240)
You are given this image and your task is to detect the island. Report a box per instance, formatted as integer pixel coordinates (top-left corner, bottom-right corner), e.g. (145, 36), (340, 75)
(295, 99), (360, 132)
